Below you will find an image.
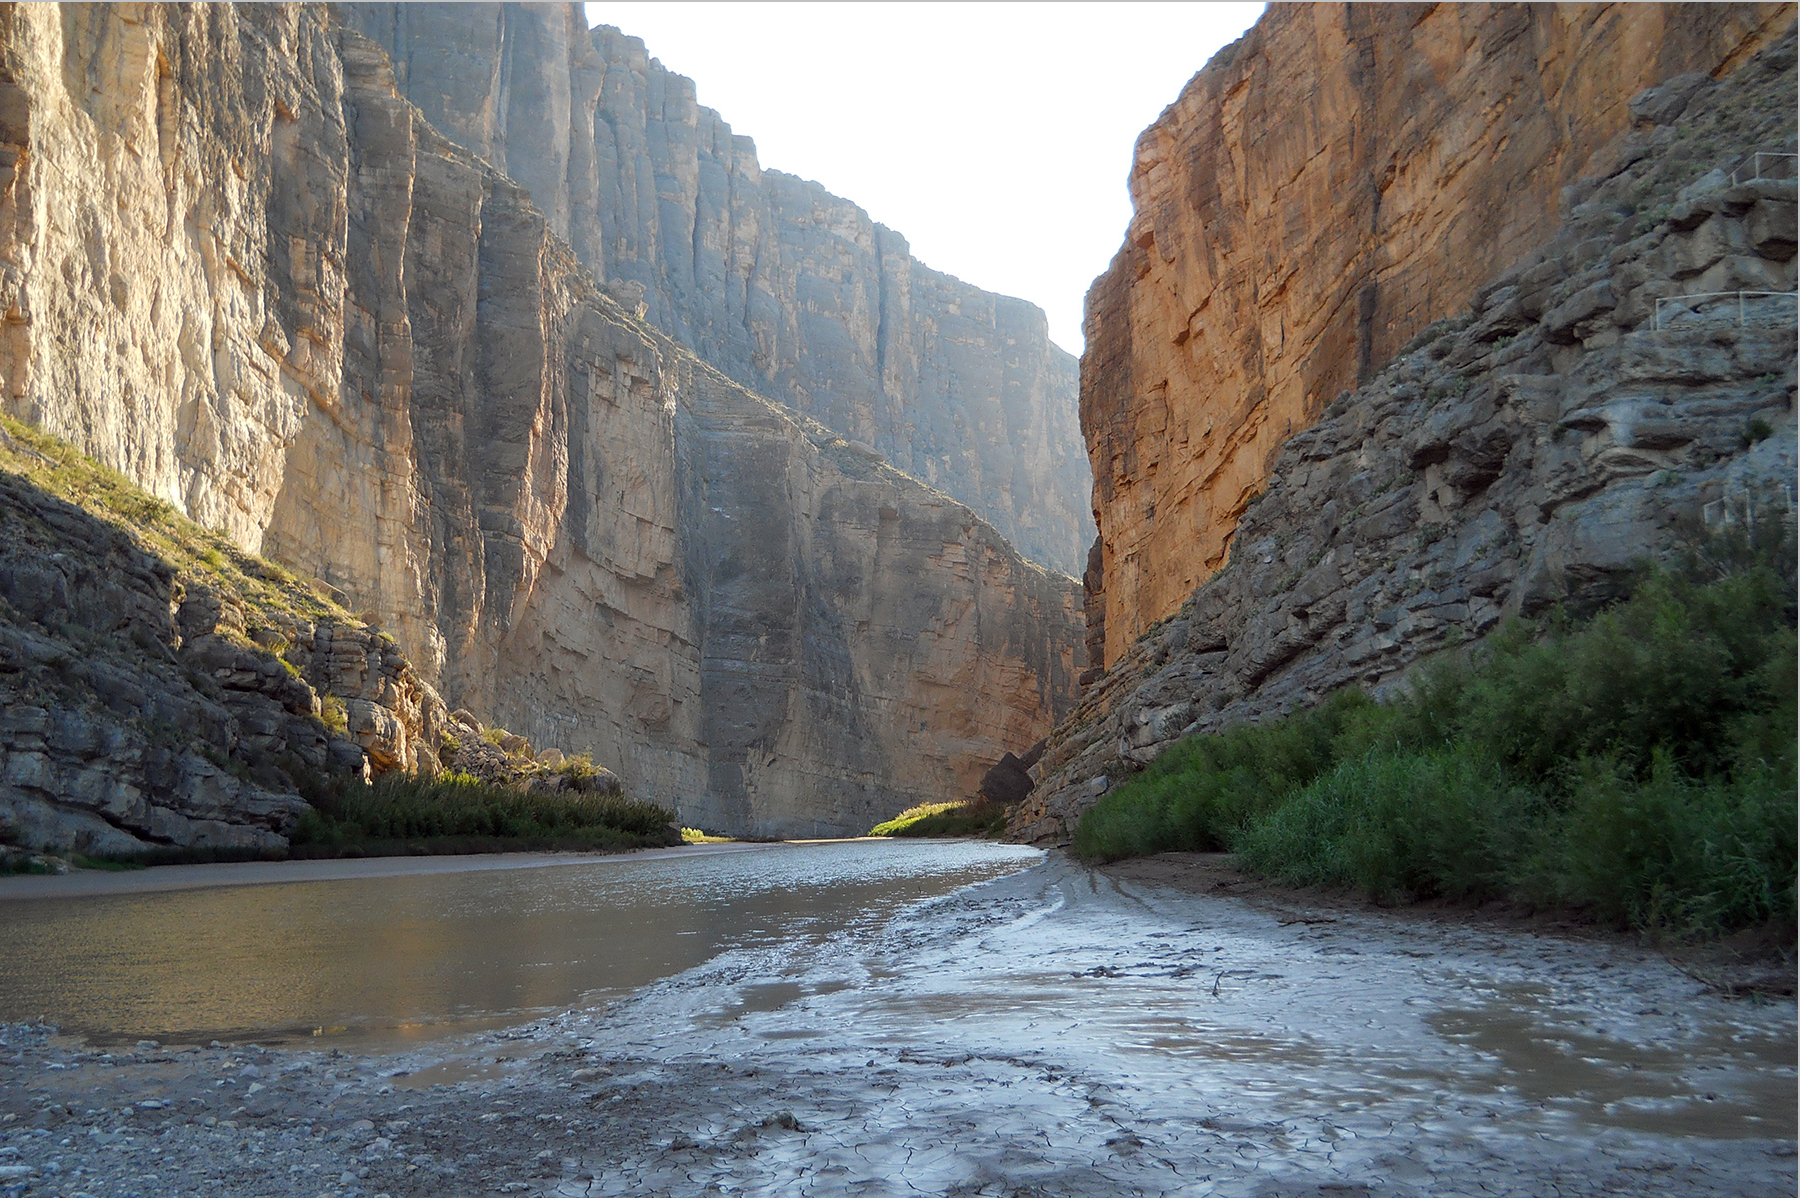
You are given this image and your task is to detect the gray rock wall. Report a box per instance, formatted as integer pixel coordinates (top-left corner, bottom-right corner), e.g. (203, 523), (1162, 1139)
(0, 4), (1080, 840)
(0, 423), (443, 854)
(1016, 39), (1800, 842)
(680, 370), (1082, 838)
(340, 2), (1094, 578)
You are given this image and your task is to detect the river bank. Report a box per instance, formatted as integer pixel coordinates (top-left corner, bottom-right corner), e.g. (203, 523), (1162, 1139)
(1103, 851), (1800, 999)
(1, 851), (1794, 1197)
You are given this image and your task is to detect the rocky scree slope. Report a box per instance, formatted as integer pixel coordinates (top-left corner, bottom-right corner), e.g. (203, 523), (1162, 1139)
(1080, 1), (1796, 666)
(0, 416), (443, 856)
(0, 4), (1080, 839)
(338, 2), (1094, 576)
(1015, 36), (1799, 843)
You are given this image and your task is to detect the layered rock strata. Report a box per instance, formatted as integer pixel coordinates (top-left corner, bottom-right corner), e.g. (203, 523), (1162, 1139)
(1084, 0), (1797, 664)
(339, 2), (1094, 576)
(0, 4), (1080, 839)
(0, 418), (441, 854)
(1016, 40), (1799, 843)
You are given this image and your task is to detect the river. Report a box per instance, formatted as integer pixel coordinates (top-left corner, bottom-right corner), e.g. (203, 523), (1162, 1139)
(0, 840), (1037, 1047)
(0, 841), (1792, 1196)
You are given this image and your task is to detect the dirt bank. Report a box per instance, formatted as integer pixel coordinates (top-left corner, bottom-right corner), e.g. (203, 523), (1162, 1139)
(1102, 851), (1798, 997)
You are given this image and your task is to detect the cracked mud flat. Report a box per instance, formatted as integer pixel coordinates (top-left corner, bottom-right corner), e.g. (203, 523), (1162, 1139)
(1, 852), (1794, 1197)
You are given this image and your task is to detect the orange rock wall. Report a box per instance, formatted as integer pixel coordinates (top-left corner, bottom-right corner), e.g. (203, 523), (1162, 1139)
(1084, 0), (1796, 665)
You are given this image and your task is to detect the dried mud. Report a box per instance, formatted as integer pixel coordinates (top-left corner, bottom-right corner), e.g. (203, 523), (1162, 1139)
(1, 853), (1794, 1197)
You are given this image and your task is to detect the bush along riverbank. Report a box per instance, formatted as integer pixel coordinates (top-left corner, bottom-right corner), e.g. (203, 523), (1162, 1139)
(287, 708), (686, 857)
(1075, 523), (1797, 945)
(101, 727), (685, 866)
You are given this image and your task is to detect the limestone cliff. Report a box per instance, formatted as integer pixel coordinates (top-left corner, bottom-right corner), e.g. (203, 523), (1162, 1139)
(1083, 0), (1796, 665)
(0, 3), (1081, 840)
(0, 414), (443, 855)
(337, 2), (1094, 577)
(1016, 36), (1798, 842)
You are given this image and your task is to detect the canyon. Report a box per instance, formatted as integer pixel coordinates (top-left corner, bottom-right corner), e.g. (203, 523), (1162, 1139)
(340, 3), (1094, 580)
(1022, 12), (1798, 841)
(3, 0), (1796, 855)
(0, 3), (1083, 846)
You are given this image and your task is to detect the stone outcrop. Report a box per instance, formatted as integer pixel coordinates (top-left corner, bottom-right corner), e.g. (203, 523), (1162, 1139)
(1015, 34), (1799, 844)
(1082, 1), (1797, 665)
(0, 417), (441, 854)
(976, 739), (1045, 808)
(338, 3), (1094, 577)
(0, 4), (1081, 840)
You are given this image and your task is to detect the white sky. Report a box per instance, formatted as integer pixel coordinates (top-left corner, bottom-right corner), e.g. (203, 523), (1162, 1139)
(583, 2), (1264, 355)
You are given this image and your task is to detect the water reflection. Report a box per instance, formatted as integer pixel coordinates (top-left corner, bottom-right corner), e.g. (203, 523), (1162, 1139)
(0, 840), (1037, 1046)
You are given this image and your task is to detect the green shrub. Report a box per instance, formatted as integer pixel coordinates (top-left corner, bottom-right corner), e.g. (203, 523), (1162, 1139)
(291, 770), (678, 849)
(1074, 551), (1797, 940)
(1074, 689), (1382, 863)
(1235, 748), (1540, 903)
(1526, 755), (1797, 939)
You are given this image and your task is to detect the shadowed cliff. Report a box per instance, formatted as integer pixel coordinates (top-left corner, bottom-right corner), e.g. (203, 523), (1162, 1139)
(0, 3), (1081, 840)
(339, 2), (1095, 578)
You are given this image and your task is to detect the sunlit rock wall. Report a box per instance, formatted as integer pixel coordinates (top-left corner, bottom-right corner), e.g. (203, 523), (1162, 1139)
(1082, 0), (1796, 664)
(1019, 33), (1799, 842)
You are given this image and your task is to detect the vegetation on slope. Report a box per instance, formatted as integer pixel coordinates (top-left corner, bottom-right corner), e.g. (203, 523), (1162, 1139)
(0, 413), (345, 628)
(0, 413), (678, 864)
(871, 799), (1009, 838)
(1075, 517), (1796, 942)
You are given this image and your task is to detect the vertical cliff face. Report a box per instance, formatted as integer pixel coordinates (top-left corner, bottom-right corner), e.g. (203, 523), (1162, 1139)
(338, 3), (1094, 578)
(1017, 26), (1798, 843)
(0, 3), (1081, 837)
(680, 373), (1080, 838)
(1084, 0), (1796, 664)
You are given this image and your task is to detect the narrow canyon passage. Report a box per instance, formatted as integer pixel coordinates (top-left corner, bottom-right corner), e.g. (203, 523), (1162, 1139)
(2, 850), (1791, 1197)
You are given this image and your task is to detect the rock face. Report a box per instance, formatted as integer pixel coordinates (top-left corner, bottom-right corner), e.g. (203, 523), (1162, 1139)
(0, 4), (1081, 839)
(679, 369), (1081, 837)
(1015, 33), (1799, 844)
(0, 418), (441, 854)
(338, 3), (1094, 577)
(1083, 0), (1797, 664)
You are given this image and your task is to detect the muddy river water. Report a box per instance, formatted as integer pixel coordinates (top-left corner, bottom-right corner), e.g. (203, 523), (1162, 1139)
(0, 841), (1037, 1047)
(0, 841), (1793, 1196)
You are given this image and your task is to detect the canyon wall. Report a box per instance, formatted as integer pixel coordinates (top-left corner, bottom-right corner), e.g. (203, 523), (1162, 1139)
(1018, 35), (1798, 841)
(1084, 0), (1797, 664)
(0, 3), (1080, 840)
(338, 2), (1094, 578)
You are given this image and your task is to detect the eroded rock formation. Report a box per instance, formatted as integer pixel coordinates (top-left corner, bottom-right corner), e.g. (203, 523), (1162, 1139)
(338, 3), (1094, 578)
(1083, 0), (1796, 664)
(1016, 36), (1799, 843)
(0, 3), (1081, 841)
(0, 418), (442, 854)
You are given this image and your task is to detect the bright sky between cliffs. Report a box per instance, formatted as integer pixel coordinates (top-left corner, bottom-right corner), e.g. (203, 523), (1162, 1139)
(585, 2), (1266, 355)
